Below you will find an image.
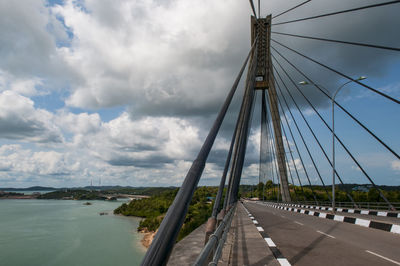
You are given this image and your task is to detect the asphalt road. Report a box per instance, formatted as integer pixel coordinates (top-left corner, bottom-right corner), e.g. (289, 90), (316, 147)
(244, 201), (400, 266)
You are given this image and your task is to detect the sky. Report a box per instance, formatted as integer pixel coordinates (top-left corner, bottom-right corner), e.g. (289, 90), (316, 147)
(0, 0), (399, 188)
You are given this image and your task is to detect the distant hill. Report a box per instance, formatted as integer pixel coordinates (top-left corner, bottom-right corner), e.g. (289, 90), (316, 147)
(0, 185), (179, 196)
(0, 186), (57, 191)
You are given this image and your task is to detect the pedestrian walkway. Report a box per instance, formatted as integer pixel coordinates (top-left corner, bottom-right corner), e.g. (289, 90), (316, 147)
(167, 223), (206, 265)
(221, 203), (279, 266)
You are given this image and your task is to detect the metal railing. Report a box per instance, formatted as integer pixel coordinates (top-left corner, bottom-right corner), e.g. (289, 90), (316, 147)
(193, 204), (237, 266)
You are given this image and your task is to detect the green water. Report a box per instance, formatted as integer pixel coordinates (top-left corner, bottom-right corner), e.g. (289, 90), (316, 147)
(0, 200), (145, 266)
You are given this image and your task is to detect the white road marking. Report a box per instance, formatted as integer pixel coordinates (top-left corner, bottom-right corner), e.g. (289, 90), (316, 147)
(256, 226), (264, 232)
(366, 250), (400, 265)
(253, 220), (258, 224)
(277, 258), (292, 266)
(280, 215), (285, 218)
(316, 230), (335, 239)
(264, 237), (276, 247)
(294, 221), (303, 226)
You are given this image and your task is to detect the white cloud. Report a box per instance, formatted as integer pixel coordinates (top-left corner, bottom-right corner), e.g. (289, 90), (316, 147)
(0, 145), (72, 176)
(0, 1), (71, 83)
(391, 161), (400, 171)
(0, 91), (62, 142)
(87, 113), (203, 167)
(0, 0), (398, 188)
(50, 0), (249, 116)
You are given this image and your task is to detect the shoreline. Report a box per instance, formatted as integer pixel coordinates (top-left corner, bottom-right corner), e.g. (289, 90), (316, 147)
(138, 228), (156, 248)
(114, 213), (155, 248)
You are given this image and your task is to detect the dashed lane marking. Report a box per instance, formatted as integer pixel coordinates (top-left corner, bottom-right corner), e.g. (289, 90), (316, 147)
(264, 237), (276, 247)
(294, 221), (304, 226)
(316, 230), (335, 239)
(243, 203), (292, 266)
(366, 250), (400, 265)
(277, 258), (292, 266)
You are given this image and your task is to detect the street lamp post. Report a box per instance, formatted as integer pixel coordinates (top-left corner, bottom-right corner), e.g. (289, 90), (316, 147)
(299, 77), (366, 213)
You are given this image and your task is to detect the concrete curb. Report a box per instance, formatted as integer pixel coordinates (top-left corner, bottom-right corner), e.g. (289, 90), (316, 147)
(261, 202), (400, 235)
(276, 202), (400, 218)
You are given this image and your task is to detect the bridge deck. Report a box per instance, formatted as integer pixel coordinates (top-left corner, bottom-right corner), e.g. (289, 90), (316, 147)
(244, 201), (400, 266)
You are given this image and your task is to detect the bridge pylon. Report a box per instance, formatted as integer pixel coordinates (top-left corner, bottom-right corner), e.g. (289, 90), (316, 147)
(252, 15), (291, 202)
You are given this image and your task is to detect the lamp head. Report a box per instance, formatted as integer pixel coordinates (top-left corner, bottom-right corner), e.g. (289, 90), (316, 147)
(357, 76), (367, 81)
(299, 81), (309, 85)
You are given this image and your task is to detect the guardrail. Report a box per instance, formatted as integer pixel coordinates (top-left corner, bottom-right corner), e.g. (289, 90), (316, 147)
(193, 204), (237, 266)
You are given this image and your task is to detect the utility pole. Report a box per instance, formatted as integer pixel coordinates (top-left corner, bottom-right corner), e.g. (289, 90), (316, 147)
(252, 15), (291, 202)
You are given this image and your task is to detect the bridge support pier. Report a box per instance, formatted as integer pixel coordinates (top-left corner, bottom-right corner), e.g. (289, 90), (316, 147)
(252, 15), (291, 202)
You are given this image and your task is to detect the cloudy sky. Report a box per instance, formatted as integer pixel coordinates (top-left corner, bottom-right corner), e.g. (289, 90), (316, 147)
(0, 0), (399, 188)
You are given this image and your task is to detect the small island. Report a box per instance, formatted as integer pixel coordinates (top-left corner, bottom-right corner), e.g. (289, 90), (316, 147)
(37, 190), (109, 200)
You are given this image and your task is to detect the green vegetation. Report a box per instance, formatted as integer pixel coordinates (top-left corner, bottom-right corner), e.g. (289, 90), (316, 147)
(102, 187), (177, 196)
(38, 190), (108, 200)
(114, 186), (218, 241)
(241, 181), (400, 202)
(0, 191), (24, 197)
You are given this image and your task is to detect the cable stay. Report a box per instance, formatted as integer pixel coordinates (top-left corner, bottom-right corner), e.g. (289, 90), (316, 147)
(262, 90), (301, 202)
(249, 0), (258, 18)
(270, 84), (320, 204)
(270, 49), (395, 210)
(141, 39), (258, 265)
(267, 112), (282, 202)
(271, 39), (400, 105)
(272, 0), (400, 26)
(281, 118), (308, 202)
(271, 31), (400, 52)
(273, 67), (332, 201)
(272, 56), (358, 206)
(284, 149), (300, 203)
(271, 46), (400, 161)
(273, 0), (312, 19)
(265, 99), (278, 200)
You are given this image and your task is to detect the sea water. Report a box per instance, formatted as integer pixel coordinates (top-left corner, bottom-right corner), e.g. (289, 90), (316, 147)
(0, 199), (145, 266)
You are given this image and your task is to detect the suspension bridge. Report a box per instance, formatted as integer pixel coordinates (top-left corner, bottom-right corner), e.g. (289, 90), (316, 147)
(140, 1), (400, 265)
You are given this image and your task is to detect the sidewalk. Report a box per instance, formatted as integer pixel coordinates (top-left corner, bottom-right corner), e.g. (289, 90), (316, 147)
(167, 223), (206, 265)
(221, 203), (279, 266)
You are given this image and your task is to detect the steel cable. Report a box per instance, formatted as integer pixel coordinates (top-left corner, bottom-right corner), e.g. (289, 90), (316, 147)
(272, 0), (400, 26)
(272, 31), (400, 52)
